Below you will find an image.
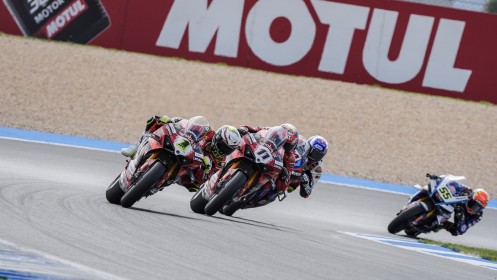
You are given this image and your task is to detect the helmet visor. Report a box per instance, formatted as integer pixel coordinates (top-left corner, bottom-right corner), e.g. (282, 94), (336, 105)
(308, 148), (325, 162)
(211, 133), (235, 158)
(467, 200), (482, 214)
(216, 138), (235, 156)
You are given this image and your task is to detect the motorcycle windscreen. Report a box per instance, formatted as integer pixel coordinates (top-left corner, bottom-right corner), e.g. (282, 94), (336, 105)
(261, 126), (286, 152)
(184, 116), (211, 142)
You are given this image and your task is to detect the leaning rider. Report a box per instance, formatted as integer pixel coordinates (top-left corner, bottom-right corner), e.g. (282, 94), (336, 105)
(121, 115), (242, 192)
(287, 134), (329, 198)
(236, 123), (300, 206)
(423, 174), (489, 236)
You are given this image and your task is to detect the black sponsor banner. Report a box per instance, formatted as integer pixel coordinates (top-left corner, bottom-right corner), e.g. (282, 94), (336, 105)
(3, 0), (110, 43)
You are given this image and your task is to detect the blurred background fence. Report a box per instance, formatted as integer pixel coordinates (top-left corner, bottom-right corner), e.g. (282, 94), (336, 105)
(402, 0), (497, 13)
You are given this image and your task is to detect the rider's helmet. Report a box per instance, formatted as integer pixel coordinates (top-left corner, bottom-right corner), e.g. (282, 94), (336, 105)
(211, 125), (242, 159)
(295, 135), (307, 159)
(466, 188), (489, 214)
(280, 123), (299, 153)
(307, 135), (329, 162)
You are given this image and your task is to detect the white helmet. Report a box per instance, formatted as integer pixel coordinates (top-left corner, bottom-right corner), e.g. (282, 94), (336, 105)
(307, 135), (329, 162)
(211, 125), (242, 159)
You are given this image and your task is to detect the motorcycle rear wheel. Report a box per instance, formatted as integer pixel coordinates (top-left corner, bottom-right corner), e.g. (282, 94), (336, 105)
(204, 171), (248, 216)
(190, 186), (208, 214)
(387, 204), (426, 234)
(120, 162), (166, 208)
(404, 226), (421, 238)
(106, 174), (124, 205)
(221, 201), (244, 216)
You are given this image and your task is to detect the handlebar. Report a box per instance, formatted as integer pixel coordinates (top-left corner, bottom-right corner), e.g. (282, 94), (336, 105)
(426, 173), (440, 180)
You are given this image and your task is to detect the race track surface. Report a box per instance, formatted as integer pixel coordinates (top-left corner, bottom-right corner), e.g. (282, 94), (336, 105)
(0, 139), (496, 279)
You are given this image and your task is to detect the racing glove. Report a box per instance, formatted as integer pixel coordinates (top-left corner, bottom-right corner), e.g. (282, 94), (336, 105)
(201, 156), (212, 174)
(279, 167), (289, 185)
(237, 127), (249, 136)
(145, 115), (160, 130)
(238, 126), (261, 136)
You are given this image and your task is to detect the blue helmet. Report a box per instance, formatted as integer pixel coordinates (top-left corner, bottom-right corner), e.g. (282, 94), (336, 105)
(307, 135), (328, 162)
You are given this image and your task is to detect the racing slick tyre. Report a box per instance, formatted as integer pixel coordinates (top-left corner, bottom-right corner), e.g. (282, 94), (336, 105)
(204, 171), (248, 216)
(221, 201), (244, 217)
(387, 204), (426, 234)
(190, 186), (208, 214)
(404, 227), (422, 238)
(106, 174), (124, 205)
(120, 162), (166, 208)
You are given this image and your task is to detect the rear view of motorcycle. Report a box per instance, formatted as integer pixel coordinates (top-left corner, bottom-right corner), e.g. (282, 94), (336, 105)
(190, 126), (287, 216)
(106, 116), (211, 208)
(388, 173), (469, 237)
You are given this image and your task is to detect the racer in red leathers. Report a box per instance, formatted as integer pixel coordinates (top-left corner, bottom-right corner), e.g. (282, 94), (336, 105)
(121, 115), (185, 158)
(121, 115), (242, 192)
(180, 124), (242, 192)
(236, 123), (299, 205)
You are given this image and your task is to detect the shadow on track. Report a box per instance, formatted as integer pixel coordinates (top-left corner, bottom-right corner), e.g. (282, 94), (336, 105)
(122, 204), (297, 232)
(206, 214), (299, 232)
(130, 207), (209, 222)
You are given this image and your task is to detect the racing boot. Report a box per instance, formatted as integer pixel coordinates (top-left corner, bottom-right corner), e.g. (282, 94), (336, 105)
(121, 132), (147, 158)
(121, 142), (139, 158)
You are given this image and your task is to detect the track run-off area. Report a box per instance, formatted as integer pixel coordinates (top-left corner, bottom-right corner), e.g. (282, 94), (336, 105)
(0, 127), (496, 279)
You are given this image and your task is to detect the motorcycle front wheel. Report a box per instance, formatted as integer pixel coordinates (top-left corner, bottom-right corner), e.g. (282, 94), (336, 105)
(387, 204), (426, 234)
(204, 171), (248, 216)
(120, 162), (166, 208)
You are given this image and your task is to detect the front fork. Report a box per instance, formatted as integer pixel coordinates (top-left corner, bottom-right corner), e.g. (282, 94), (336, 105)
(204, 159), (258, 199)
(121, 149), (176, 193)
(269, 179), (287, 202)
(406, 195), (446, 227)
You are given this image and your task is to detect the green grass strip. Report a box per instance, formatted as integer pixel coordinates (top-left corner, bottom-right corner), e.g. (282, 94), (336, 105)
(421, 239), (497, 262)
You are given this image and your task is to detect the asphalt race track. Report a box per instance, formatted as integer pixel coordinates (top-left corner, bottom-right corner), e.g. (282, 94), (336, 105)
(0, 138), (496, 279)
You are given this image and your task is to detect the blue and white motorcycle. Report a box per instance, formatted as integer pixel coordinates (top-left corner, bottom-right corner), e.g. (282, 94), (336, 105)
(388, 173), (469, 237)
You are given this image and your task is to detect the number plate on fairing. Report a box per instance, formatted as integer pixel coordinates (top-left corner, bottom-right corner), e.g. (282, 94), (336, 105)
(436, 185), (468, 204)
(437, 186), (453, 200)
(254, 146), (272, 164)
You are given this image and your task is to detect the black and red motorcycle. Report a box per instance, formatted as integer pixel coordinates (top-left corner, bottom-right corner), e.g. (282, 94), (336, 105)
(106, 116), (211, 208)
(218, 136), (308, 217)
(190, 126), (287, 216)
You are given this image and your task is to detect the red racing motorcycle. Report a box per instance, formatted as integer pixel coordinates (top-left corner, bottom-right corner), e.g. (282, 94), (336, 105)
(218, 138), (307, 217)
(190, 126), (287, 216)
(106, 116), (211, 208)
